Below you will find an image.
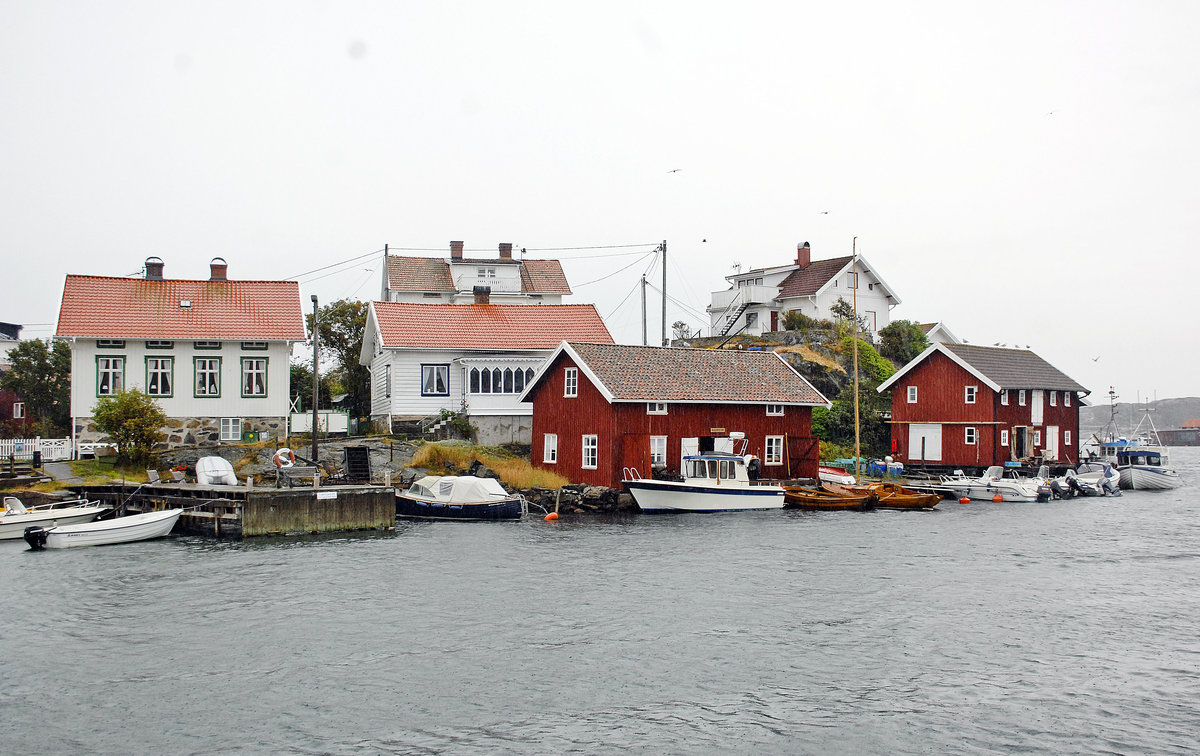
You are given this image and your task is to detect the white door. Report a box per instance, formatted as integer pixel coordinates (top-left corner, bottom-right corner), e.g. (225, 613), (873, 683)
(908, 424), (942, 461)
(1031, 390), (1044, 425)
(680, 437), (699, 468)
(1045, 426), (1059, 461)
(713, 437), (735, 454)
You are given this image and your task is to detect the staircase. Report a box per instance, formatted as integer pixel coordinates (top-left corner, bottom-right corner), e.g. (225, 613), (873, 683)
(719, 302), (751, 336)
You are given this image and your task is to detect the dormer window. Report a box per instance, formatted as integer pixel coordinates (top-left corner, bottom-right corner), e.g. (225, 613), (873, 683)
(647, 402), (668, 415)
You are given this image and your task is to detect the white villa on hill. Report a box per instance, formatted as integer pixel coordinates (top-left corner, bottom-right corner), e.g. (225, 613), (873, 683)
(381, 241), (571, 305)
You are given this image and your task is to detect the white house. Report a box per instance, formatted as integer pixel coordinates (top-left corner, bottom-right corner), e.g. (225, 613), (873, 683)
(56, 257), (307, 450)
(381, 241), (572, 305)
(916, 321), (963, 345)
(361, 295), (613, 444)
(708, 241), (901, 339)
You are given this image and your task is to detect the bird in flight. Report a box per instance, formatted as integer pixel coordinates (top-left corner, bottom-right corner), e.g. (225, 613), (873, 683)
(818, 210), (829, 214)
(667, 168), (681, 173)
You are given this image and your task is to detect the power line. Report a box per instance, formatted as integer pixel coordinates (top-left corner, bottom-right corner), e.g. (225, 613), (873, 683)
(573, 251), (658, 288)
(286, 248), (384, 281)
(525, 243), (660, 252)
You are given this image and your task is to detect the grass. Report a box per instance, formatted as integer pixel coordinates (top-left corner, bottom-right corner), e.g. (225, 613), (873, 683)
(410, 441), (570, 490)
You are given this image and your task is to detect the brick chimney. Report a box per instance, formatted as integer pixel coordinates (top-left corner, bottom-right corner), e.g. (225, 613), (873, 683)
(144, 256), (164, 280)
(473, 285), (491, 304)
(796, 241), (811, 268)
(450, 240), (464, 260)
(498, 242), (513, 260)
(209, 256), (228, 281)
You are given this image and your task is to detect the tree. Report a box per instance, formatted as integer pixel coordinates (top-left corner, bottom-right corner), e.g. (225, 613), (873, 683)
(0, 338), (71, 435)
(289, 361), (334, 412)
(829, 297), (870, 336)
(306, 299), (370, 419)
(878, 320), (930, 366)
(91, 388), (167, 466)
(671, 321), (693, 340)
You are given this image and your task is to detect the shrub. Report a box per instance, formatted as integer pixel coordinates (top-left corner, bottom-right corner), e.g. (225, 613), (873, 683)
(91, 388), (167, 466)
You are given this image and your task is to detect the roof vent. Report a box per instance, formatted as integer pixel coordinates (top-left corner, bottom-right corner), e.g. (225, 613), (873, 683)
(209, 256), (228, 281)
(180, 299), (192, 308)
(144, 257), (165, 280)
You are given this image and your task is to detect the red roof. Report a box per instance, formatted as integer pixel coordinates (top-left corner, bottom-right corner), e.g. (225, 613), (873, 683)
(373, 302), (613, 350)
(776, 256), (852, 299)
(1182, 419), (1200, 429)
(385, 255), (571, 295)
(56, 275), (307, 341)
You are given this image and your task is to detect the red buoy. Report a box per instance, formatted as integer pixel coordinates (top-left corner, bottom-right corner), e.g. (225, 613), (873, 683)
(544, 512), (559, 521)
(959, 497), (971, 504)
(992, 494), (1004, 502)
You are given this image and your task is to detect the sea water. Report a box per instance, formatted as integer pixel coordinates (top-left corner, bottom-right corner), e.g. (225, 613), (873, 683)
(3, 449), (1199, 754)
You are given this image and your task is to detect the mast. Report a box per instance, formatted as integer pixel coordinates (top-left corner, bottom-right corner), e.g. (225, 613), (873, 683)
(852, 236), (860, 482)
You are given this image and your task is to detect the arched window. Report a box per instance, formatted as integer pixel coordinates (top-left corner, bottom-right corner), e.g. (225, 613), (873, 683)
(526, 368), (535, 385)
(504, 368), (514, 393)
(492, 368), (503, 393)
(470, 368), (480, 393)
(481, 368), (492, 393)
(514, 368), (525, 393)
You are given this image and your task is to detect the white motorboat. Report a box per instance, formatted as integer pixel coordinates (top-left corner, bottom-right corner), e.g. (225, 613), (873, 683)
(396, 476), (525, 521)
(818, 466), (857, 485)
(24, 508), (182, 549)
(1045, 462), (1122, 498)
(940, 466), (1043, 502)
(623, 451), (785, 513)
(0, 496), (112, 540)
(1083, 389), (1181, 491)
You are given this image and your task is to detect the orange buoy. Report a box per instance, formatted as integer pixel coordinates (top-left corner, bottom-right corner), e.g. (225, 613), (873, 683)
(992, 494), (1004, 502)
(544, 512), (559, 521)
(959, 497), (971, 504)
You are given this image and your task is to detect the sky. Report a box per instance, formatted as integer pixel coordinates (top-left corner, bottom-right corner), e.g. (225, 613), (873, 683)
(4, 1), (1199, 401)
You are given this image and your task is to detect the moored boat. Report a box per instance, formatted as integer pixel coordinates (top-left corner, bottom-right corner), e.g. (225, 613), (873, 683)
(782, 485), (874, 510)
(826, 481), (940, 509)
(939, 466), (1043, 502)
(818, 466), (856, 485)
(623, 451), (784, 513)
(24, 508), (182, 549)
(396, 475), (525, 521)
(0, 496), (112, 540)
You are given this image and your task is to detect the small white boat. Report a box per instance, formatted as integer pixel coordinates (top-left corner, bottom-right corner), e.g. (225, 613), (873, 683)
(940, 466), (1043, 502)
(24, 508), (182, 549)
(396, 476), (525, 521)
(0, 496), (112, 540)
(623, 451), (785, 513)
(819, 466), (857, 485)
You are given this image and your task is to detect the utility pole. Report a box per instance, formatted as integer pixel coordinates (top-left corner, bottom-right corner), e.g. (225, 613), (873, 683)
(641, 274), (648, 346)
(311, 294), (320, 465)
(851, 237), (860, 483)
(660, 240), (668, 346)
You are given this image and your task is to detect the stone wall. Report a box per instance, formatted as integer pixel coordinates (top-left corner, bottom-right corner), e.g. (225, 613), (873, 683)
(75, 416), (289, 449)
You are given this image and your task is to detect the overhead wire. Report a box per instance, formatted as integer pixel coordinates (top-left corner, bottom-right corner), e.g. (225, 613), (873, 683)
(572, 251), (658, 288)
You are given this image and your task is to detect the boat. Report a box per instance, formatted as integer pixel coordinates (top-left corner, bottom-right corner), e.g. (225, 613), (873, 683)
(0, 496), (112, 540)
(623, 450), (785, 513)
(939, 466), (1043, 502)
(825, 481), (940, 510)
(24, 508), (182, 549)
(396, 475), (525, 520)
(782, 484), (874, 510)
(818, 466), (856, 485)
(1083, 388), (1181, 490)
(1045, 462), (1122, 498)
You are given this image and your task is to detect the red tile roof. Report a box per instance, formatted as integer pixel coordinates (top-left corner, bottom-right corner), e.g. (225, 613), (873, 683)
(776, 256), (852, 299)
(565, 342), (829, 405)
(56, 275), (307, 341)
(1181, 419), (1200, 429)
(385, 255), (571, 295)
(373, 302), (613, 350)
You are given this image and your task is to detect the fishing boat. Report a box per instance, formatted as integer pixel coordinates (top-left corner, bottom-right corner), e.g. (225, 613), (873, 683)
(939, 466), (1043, 502)
(623, 449), (784, 513)
(782, 485), (874, 510)
(24, 508), (182, 550)
(1083, 388), (1181, 490)
(0, 496), (112, 540)
(396, 475), (525, 520)
(825, 481), (940, 509)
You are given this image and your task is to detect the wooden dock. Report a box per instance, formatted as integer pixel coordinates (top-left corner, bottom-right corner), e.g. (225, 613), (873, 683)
(73, 482), (396, 539)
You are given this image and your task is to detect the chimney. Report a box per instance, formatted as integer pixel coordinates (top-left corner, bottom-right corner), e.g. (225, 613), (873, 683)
(450, 240), (464, 260)
(473, 285), (491, 305)
(144, 256), (165, 280)
(209, 256), (228, 281)
(796, 241), (811, 268)
(498, 242), (513, 260)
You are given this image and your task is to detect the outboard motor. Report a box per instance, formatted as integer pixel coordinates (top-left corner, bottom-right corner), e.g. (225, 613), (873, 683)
(24, 525), (49, 550)
(1036, 483), (1053, 502)
(1047, 478), (1072, 499)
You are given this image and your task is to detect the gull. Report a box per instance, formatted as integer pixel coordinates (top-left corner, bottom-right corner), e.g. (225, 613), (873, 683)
(667, 168), (681, 173)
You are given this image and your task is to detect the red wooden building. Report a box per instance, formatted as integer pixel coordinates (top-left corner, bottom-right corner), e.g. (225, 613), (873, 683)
(877, 343), (1089, 469)
(521, 342), (830, 488)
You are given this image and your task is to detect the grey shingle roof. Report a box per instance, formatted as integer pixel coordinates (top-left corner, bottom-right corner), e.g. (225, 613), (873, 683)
(943, 343), (1087, 392)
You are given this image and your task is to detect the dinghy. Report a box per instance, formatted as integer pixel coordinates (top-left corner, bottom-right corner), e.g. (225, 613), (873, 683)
(24, 508), (182, 549)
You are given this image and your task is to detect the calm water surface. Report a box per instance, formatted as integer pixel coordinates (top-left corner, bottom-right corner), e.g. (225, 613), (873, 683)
(3, 450), (1200, 755)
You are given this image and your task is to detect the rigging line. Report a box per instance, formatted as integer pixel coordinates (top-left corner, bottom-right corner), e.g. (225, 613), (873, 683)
(603, 279), (642, 321)
(347, 266), (378, 300)
(285, 248), (385, 281)
(573, 251), (658, 288)
(643, 281), (709, 320)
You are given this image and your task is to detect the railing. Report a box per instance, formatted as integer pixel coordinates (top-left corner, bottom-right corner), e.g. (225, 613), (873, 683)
(0, 437), (72, 462)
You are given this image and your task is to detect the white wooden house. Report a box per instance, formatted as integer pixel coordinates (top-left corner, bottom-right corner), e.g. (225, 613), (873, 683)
(381, 241), (571, 305)
(708, 242), (901, 339)
(361, 296), (613, 444)
(56, 257), (307, 451)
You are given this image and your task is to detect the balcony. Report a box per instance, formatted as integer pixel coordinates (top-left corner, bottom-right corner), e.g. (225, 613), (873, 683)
(709, 284), (778, 314)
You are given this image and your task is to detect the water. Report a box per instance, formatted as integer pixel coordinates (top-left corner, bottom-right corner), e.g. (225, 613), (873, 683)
(3, 451), (1200, 755)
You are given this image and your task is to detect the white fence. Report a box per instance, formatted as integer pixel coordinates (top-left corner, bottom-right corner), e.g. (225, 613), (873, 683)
(289, 411), (350, 434)
(0, 437), (72, 462)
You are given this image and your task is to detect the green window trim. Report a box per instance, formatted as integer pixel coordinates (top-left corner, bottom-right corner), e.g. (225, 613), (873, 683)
(193, 356), (222, 398)
(194, 341), (223, 350)
(95, 354), (125, 397)
(240, 341), (269, 351)
(144, 356), (175, 398)
(145, 340), (175, 350)
(240, 357), (268, 398)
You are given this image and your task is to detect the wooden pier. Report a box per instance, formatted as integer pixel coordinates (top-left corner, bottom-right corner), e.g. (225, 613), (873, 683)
(73, 482), (396, 539)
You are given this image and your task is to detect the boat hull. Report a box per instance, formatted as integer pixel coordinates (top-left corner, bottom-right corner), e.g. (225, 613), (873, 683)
(624, 479), (785, 513)
(0, 505), (111, 540)
(943, 482), (1041, 503)
(30, 509), (182, 549)
(395, 495), (524, 521)
(1119, 466), (1182, 490)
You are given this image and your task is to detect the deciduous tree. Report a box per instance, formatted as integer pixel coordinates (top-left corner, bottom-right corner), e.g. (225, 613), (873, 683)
(91, 388), (167, 466)
(0, 339), (71, 435)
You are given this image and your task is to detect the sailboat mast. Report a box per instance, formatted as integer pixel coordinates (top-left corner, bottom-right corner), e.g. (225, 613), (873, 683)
(852, 236), (860, 481)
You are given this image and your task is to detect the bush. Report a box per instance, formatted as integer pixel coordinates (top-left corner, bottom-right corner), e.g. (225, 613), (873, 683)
(410, 441), (570, 490)
(91, 389), (167, 466)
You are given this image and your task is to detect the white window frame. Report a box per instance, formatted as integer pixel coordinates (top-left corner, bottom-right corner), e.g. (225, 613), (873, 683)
(543, 433), (557, 464)
(1019, 390), (1027, 406)
(765, 435), (784, 465)
(1034, 430), (1042, 445)
(564, 368), (578, 398)
(1064, 430), (1072, 446)
(582, 435), (598, 469)
(12, 402), (24, 419)
(1050, 391), (1057, 407)
(1000, 429), (1009, 446)
(383, 364), (391, 398)
(220, 418), (242, 442)
(650, 436), (667, 465)
(1065, 392), (1072, 407)
(766, 404), (784, 416)
(1000, 390), (1009, 406)
(647, 402), (668, 415)
(965, 426), (977, 445)
(965, 385), (977, 404)
(907, 386), (918, 404)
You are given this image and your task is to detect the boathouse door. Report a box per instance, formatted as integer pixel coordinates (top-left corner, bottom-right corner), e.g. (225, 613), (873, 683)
(680, 437), (699, 468)
(908, 424), (942, 461)
(1045, 426), (1059, 461)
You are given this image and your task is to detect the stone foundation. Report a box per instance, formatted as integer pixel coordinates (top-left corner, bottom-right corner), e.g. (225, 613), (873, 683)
(75, 416), (289, 450)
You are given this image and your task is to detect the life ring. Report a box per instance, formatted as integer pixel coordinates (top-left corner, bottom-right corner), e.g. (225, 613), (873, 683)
(273, 448), (296, 468)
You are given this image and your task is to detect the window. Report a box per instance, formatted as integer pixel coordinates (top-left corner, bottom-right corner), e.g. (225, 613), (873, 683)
(240, 341), (268, 351)
(907, 386), (918, 404)
(965, 385), (977, 404)
(1050, 391), (1057, 407)
(582, 435), (598, 469)
(241, 358), (267, 397)
(477, 267), (496, 278)
(421, 364), (449, 396)
(220, 418), (242, 442)
(1065, 430), (1072, 446)
(543, 434), (557, 463)
(766, 404), (784, 416)
(146, 357), (173, 397)
(1000, 429), (1009, 446)
(97, 339), (125, 349)
(765, 436), (784, 465)
(1019, 390), (1027, 406)
(97, 356), (124, 396)
(564, 368), (578, 398)
(965, 427), (977, 445)
(1034, 430), (1042, 445)
(12, 402), (24, 419)
(647, 402), (668, 415)
(383, 364), (391, 398)
(195, 358), (221, 397)
(468, 366), (532, 394)
(1001, 390), (1009, 406)
(1065, 392), (1071, 407)
(194, 341), (221, 350)
(747, 312), (758, 326)
(650, 436), (667, 465)
(145, 340), (174, 349)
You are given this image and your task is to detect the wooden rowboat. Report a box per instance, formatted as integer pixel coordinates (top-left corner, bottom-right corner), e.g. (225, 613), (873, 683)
(782, 485), (875, 510)
(825, 482), (940, 510)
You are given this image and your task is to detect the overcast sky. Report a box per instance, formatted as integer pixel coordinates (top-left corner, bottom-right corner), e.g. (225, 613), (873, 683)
(4, 1), (1198, 401)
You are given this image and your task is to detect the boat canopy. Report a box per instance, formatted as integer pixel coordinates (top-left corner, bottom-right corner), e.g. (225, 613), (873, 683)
(407, 476), (512, 503)
(2, 496), (29, 514)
